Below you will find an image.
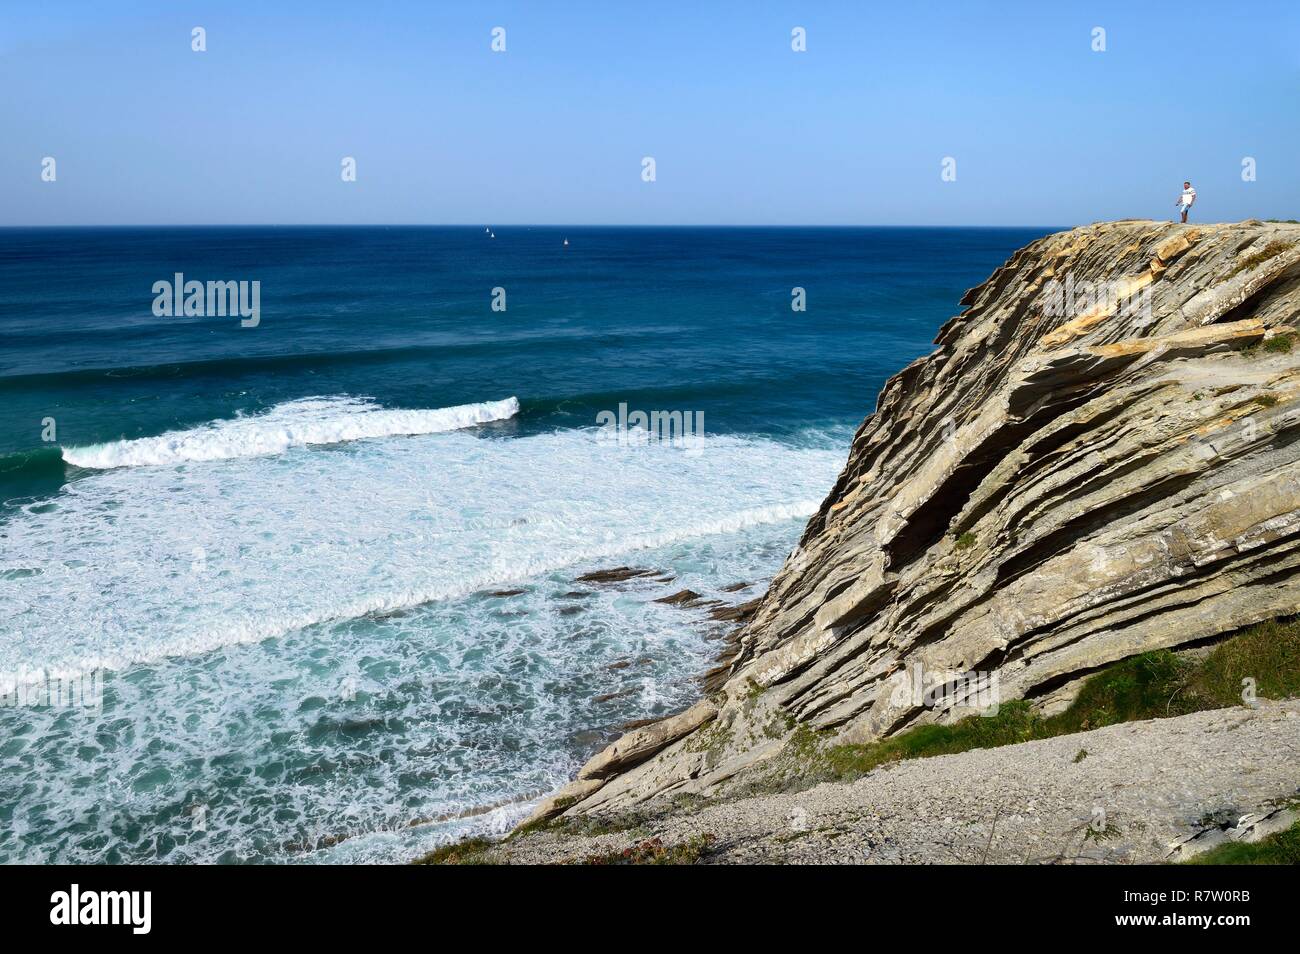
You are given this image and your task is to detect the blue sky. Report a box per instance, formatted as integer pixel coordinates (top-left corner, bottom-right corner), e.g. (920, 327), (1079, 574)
(2, 0), (1297, 226)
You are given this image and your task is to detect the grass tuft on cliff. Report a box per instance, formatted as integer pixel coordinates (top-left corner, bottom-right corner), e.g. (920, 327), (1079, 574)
(411, 836), (496, 865)
(1263, 333), (1294, 354)
(1228, 240), (1295, 278)
(1180, 818), (1300, 865)
(798, 615), (1300, 784)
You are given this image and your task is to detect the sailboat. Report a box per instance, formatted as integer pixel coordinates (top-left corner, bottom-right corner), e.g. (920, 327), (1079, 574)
(563, 238), (569, 247)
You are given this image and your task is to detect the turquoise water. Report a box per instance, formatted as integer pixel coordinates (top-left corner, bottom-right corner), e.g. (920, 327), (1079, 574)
(0, 226), (1053, 862)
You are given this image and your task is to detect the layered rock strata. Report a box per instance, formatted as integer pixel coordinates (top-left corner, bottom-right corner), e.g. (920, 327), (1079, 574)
(531, 220), (1300, 822)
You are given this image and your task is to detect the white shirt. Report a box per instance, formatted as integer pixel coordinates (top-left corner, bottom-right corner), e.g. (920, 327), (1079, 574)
(1180, 186), (1197, 207)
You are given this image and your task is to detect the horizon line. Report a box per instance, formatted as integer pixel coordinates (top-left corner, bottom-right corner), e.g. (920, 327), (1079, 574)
(0, 222), (1073, 230)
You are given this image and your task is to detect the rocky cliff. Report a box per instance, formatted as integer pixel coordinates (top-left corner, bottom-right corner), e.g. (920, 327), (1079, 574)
(533, 219), (1300, 822)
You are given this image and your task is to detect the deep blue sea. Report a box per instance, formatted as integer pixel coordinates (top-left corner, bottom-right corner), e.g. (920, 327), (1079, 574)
(0, 226), (1053, 863)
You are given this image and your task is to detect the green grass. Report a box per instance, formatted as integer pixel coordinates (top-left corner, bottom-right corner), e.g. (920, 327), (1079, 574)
(682, 720), (733, 766)
(507, 796), (579, 839)
(411, 836), (496, 865)
(1181, 818), (1300, 865)
(954, 532), (977, 551)
(793, 615), (1300, 784)
(579, 833), (716, 865)
(1262, 333), (1294, 354)
(1227, 241), (1294, 278)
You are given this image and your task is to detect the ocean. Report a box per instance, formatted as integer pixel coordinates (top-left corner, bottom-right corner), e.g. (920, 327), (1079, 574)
(0, 225), (1054, 863)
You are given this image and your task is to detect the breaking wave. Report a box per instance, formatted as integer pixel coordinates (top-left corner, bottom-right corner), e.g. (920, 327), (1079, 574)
(61, 396), (520, 469)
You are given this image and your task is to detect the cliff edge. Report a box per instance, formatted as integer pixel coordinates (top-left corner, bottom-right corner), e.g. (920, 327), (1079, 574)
(533, 219), (1300, 822)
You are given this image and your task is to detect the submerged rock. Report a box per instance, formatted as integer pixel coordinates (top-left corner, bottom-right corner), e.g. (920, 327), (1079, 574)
(707, 597), (762, 624)
(575, 567), (667, 585)
(655, 589), (722, 609)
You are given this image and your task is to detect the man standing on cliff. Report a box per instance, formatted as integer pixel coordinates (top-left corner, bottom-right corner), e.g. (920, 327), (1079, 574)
(1176, 180), (1197, 223)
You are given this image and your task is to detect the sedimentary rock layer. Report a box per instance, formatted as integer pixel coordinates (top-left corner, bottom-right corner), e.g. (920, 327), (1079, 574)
(534, 220), (1300, 820)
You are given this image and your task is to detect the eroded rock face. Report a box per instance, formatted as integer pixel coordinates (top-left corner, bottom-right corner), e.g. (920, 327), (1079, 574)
(554, 220), (1300, 816)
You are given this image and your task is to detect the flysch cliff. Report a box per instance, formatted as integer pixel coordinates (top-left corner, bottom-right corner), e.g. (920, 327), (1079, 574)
(529, 219), (1300, 825)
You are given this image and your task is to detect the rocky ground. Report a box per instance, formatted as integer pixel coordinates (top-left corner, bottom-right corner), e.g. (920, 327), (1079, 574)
(483, 700), (1300, 864)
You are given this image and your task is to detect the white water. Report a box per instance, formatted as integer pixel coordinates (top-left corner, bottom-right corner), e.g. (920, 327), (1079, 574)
(60, 395), (520, 469)
(0, 400), (845, 863)
(7, 416), (839, 686)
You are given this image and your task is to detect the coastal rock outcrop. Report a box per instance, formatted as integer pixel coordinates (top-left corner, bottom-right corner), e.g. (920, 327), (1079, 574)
(542, 220), (1300, 819)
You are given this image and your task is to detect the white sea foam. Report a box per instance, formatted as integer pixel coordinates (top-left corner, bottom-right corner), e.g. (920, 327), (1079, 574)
(60, 395), (520, 469)
(1, 409), (844, 863)
(0, 517), (803, 864)
(2, 407), (842, 686)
